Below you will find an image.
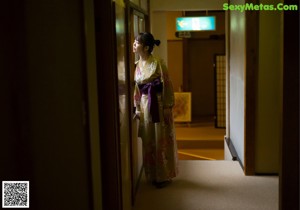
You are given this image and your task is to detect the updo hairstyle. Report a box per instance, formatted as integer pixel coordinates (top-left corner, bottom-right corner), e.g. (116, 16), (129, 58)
(135, 32), (160, 54)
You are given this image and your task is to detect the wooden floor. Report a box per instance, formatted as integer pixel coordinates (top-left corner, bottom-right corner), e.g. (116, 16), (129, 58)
(175, 120), (226, 160)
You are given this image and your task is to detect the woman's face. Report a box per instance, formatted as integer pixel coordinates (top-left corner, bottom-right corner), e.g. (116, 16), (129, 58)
(133, 40), (146, 55)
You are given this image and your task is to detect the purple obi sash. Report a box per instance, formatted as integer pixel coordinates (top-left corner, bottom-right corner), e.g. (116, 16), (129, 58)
(138, 78), (163, 123)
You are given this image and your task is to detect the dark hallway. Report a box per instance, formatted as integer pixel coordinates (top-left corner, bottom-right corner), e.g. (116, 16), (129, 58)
(0, 1), (298, 210)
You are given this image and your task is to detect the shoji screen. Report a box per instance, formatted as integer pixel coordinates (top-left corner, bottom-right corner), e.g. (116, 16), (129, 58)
(215, 55), (226, 128)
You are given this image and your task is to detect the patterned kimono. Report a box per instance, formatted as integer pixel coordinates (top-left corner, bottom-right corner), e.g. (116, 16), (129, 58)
(134, 55), (178, 182)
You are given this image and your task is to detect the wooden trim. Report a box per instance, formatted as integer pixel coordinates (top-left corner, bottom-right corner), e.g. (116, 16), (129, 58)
(280, 1), (299, 209)
(127, 1), (148, 16)
(244, 0), (259, 175)
(126, 5), (138, 205)
(82, 0), (102, 209)
(225, 137), (242, 165)
(125, 4), (135, 206)
(182, 38), (189, 91)
(225, 10), (230, 138)
(94, 1), (123, 210)
(125, 3), (150, 205)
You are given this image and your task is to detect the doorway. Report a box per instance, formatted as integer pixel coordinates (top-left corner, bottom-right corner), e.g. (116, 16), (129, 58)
(166, 11), (226, 160)
(126, 4), (149, 204)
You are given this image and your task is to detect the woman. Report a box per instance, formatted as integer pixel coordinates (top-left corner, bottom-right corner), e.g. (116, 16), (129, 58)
(133, 32), (178, 188)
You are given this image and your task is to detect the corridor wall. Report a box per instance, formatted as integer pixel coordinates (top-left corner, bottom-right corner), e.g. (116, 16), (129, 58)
(1, 1), (94, 209)
(229, 7), (246, 166)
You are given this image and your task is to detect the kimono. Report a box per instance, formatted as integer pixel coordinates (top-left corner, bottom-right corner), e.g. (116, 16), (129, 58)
(134, 55), (178, 182)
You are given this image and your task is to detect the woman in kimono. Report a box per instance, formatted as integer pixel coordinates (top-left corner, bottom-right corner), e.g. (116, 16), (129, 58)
(133, 32), (178, 188)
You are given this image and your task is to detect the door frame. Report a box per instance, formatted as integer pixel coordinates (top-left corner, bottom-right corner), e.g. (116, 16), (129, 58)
(125, 3), (150, 204)
(94, 0), (123, 210)
(280, 1), (299, 209)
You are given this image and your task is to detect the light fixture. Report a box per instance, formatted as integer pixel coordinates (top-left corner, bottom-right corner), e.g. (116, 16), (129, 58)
(176, 16), (216, 31)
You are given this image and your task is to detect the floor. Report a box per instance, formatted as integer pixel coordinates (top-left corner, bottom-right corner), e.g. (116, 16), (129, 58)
(132, 119), (278, 210)
(175, 120), (226, 160)
(133, 160), (279, 210)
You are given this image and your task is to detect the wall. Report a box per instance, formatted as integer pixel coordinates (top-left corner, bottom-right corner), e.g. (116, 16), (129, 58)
(150, 0), (282, 173)
(160, 9), (226, 119)
(83, 0), (102, 209)
(187, 39), (225, 118)
(166, 11), (183, 92)
(184, 11), (225, 118)
(150, 0), (227, 66)
(255, 1), (282, 173)
(229, 2), (246, 165)
(26, 1), (92, 209)
(166, 11), (183, 40)
(167, 41), (183, 92)
(0, 1), (94, 210)
(151, 12), (168, 63)
(151, 0), (226, 11)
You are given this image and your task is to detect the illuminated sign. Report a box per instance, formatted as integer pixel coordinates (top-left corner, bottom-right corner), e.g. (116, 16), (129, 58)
(176, 16), (216, 31)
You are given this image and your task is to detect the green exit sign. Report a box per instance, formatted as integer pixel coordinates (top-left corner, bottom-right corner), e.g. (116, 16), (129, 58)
(176, 16), (216, 31)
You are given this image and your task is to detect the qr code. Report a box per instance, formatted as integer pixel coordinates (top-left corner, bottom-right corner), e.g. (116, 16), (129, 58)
(2, 181), (29, 208)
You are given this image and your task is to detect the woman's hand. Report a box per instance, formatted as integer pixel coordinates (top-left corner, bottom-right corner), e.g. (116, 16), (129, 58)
(133, 112), (140, 120)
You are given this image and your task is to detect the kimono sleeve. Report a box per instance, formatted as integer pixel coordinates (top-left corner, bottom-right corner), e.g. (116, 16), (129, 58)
(159, 59), (175, 108)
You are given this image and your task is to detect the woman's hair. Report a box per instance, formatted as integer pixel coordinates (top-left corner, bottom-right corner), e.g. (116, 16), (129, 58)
(135, 32), (160, 53)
